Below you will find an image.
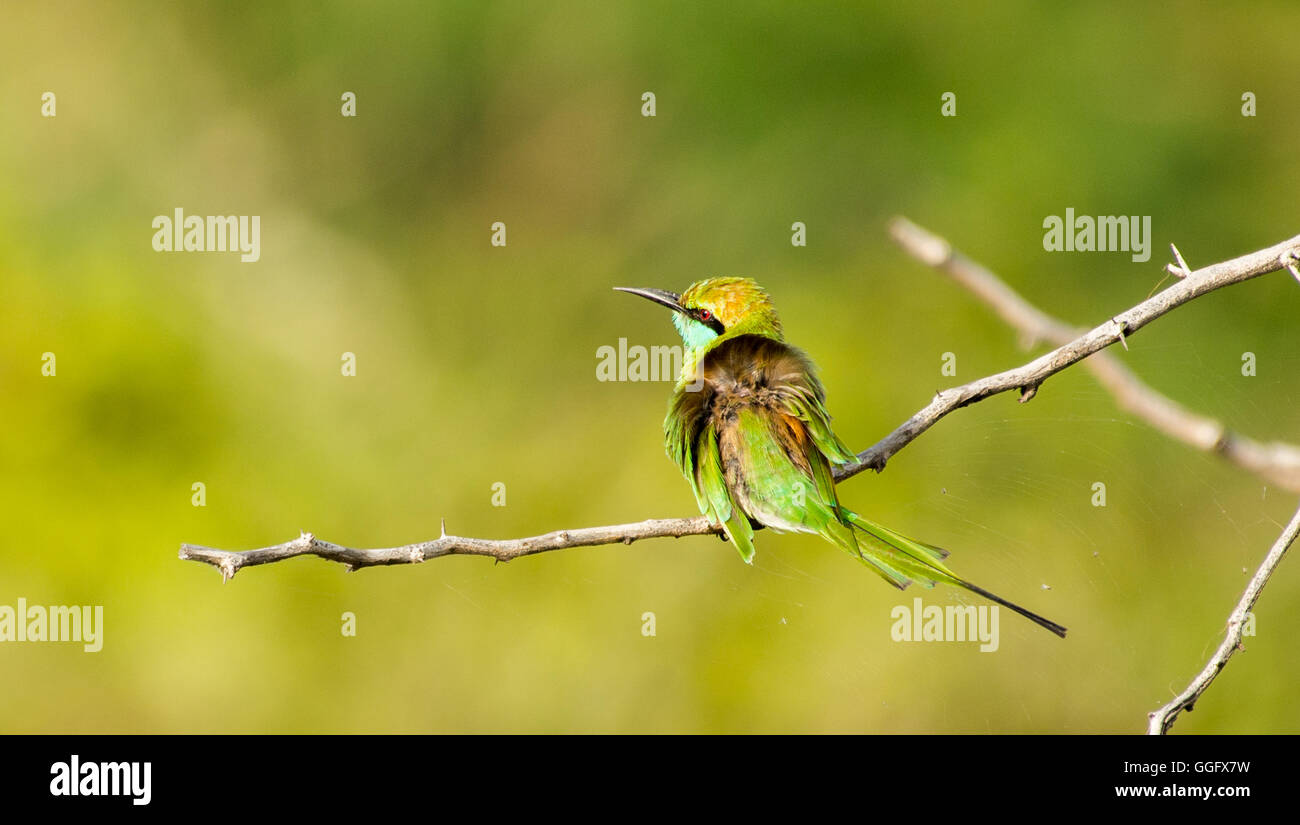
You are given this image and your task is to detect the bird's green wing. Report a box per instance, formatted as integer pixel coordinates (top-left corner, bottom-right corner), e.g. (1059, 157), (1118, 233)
(665, 384), (755, 563)
(756, 340), (858, 466)
(696, 426), (756, 563)
(756, 342), (950, 588)
(735, 406), (859, 552)
(664, 388), (708, 515)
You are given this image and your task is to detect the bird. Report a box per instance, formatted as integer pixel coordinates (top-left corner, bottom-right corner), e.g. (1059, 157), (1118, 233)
(616, 277), (1067, 638)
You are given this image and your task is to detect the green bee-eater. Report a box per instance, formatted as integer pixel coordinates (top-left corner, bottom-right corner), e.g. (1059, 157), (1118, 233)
(617, 277), (1067, 638)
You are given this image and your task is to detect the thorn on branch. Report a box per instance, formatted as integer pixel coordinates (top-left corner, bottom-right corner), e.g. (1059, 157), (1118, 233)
(1019, 385), (1039, 403)
(855, 454), (888, 474)
(1167, 243), (1192, 278)
(1283, 251), (1300, 284)
(1112, 318), (1129, 351)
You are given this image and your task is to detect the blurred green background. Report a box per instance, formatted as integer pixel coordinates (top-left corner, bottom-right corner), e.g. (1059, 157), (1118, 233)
(2, 1), (1298, 733)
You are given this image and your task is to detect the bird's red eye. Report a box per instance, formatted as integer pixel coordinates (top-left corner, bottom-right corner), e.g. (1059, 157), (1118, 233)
(700, 310), (712, 321)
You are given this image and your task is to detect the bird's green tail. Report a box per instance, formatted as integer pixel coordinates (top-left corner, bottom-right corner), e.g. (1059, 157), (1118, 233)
(837, 507), (1067, 639)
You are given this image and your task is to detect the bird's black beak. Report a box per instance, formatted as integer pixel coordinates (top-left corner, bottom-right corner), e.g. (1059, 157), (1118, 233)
(614, 286), (687, 315)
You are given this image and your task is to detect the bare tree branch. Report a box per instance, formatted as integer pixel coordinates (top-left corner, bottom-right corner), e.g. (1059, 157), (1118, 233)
(179, 516), (721, 580)
(885, 218), (1300, 734)
(886, 216), (1300, 492)
(836, 225), (1300, 481)
(1146, 501), (1300, 734)
(180, 225), (1300, 579)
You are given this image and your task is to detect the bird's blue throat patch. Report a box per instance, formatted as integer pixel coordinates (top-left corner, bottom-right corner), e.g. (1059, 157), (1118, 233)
(672, 312), (720, 352)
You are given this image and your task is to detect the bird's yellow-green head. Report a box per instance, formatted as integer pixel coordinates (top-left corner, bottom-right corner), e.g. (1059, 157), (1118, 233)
(615, 277), (784, 357)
